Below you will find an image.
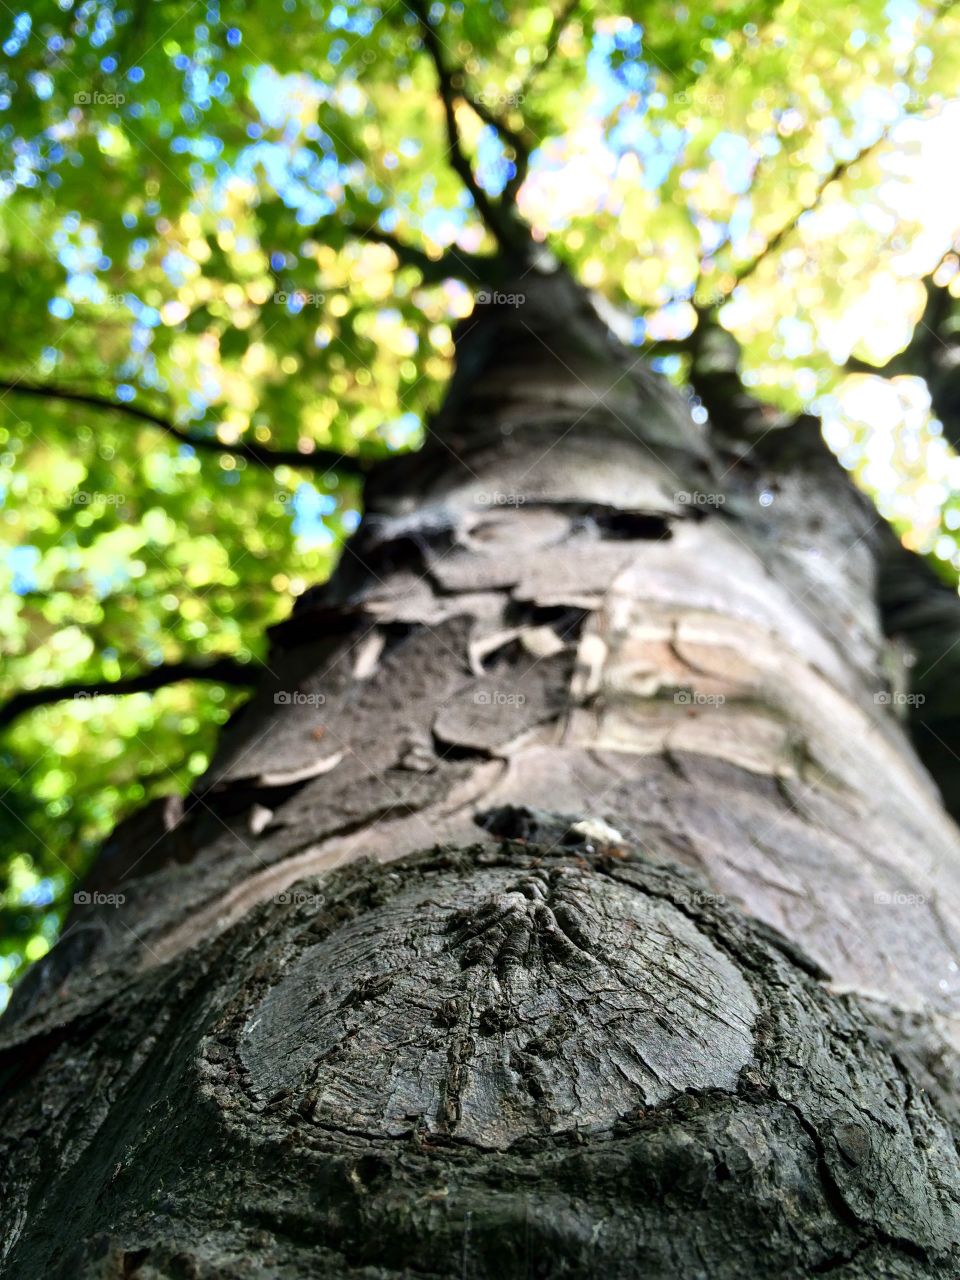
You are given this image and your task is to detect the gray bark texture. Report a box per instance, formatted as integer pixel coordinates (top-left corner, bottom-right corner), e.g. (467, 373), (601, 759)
(2, 268), (960, 1278)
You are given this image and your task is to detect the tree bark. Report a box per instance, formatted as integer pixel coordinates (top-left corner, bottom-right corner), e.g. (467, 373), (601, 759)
(3, 268), (960, 1278)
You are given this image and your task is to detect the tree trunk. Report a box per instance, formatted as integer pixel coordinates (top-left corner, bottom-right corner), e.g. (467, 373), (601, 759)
(3, 268), (960, 1279)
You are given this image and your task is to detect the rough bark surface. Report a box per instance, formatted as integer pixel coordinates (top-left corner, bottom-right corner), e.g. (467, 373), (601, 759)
(5, 841), (960, 1278)
(2, 268), (959, 1277)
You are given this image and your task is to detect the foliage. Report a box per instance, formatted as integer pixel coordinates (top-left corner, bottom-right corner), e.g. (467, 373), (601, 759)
(1, 0), (959, 1001)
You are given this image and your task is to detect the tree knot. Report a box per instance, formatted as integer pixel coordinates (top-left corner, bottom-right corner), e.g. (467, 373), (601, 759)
(445, 869), (597, 974)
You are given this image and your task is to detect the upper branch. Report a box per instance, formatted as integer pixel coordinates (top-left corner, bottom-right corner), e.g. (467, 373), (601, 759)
(717, 131), (891, 300)
(845, 265), (960, 451)
(519, 0), (580, 96)
(678, 302), (960, 818)
(0, 656), (259, 731)
(349, 224), (494, 285)
(408, 0), (523, 252)
(658, 130), (899, 415)
(463, 92), (532, 165)
(467, 91), (533, 211)
(685, 312), (787, 445)
(0, 381), (371, 477)
(708, 0), (954, 311)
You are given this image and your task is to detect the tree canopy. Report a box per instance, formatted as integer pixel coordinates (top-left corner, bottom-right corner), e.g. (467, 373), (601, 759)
(2, 0), (960, 1005)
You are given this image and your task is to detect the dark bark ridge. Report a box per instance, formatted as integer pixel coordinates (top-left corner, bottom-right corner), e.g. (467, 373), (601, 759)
(3, 841), (959, 1278)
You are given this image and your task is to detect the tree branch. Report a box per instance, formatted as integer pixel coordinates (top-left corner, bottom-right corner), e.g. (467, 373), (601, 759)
(709, 0), (956, 311)
(877, 534), (960, 824)
(0, 656), (259, 731)
(0, 381), (371, 476)
(519, 0), (580, 97)
(349, 225), (493, 285)
(843, 264), (960, 452)
(681, 317), (960, 823)
(648, 131), (896, 362)
(463, 92), (532, 164)
(408, 0), (516, 250)
(847, 263), (955, 374)
(685, 311), (784, 444)
(498, 115), (533, 209)
(721, 132), (890, 298)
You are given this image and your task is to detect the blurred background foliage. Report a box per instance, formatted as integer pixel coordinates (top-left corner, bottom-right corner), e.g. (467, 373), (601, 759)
(1, 0), (960, 1005)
